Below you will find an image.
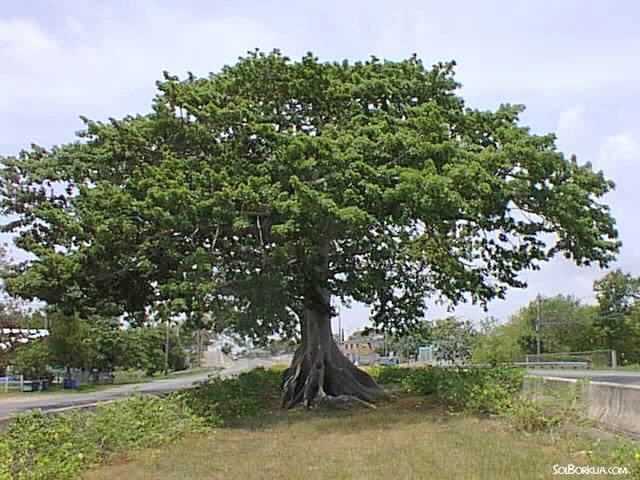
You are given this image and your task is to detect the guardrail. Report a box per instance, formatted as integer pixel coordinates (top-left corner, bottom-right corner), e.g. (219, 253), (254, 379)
(513, 361), (591, 369)
(412, 361), (592, 369)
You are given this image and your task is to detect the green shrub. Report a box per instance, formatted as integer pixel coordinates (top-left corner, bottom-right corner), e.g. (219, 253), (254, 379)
(174, 367), (282, 424)
(0, 410), (97, 479)
(113, 368), (148, 384)
(83, 396), (208, 454)
(401, 368), (444, 395)
(588, 438), (640, 480)
(400, 367), (524, 414)
(504, 379), (582, 432)
(455, 368), (523, 414)
(0, 441), (12, 480)
(398, 366), (592, 432)
(0, 395), (207, 480)
(368, 366), (412, 385)
(0, 367), (287, 479)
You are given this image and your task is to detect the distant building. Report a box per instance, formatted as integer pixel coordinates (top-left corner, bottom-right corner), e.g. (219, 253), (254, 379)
(0, 328), (49, 351)
(417, 342), (467, 366)
(338, 334), (385, 366)
(417, 345), (435, 364)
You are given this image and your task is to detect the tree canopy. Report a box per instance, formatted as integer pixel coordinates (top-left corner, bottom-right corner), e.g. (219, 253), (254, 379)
(0, 51), (620, 405)
(0, 51), (619, 332)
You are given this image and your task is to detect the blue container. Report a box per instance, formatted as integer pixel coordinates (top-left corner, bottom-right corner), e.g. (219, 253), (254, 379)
(63, 379), (77, 389)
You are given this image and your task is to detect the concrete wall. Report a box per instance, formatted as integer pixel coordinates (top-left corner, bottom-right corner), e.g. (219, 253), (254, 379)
(526, 375), (640, 438)
(203, 349), (232, 368)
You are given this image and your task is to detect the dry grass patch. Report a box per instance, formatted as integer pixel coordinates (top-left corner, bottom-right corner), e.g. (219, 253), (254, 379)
(84, 396), (599, 480)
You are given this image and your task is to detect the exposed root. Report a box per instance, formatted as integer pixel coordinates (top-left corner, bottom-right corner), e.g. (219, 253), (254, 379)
(317, 394), (377, 410)
(281, 342), (386, 409)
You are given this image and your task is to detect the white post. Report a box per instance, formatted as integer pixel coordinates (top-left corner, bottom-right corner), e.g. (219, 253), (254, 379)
(19, 374), (24, 391)
(4, 375), (7, 393)
(611, 350), (617, 369)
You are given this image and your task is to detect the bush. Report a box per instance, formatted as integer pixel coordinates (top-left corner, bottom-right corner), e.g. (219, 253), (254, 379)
(83, 396), (208, 454)
(400, 367), (524, 414)
(401, 368), (445, 396)
(505, 378), (582, 432)
(174, 367), (282, 424)
(368, 366), (412, 385)
(0, 366), (288, 479)
(398, 366), (592, 431)
(0, 395), (207, 480)
(112, 368), (148, 384)
(588, 438), (640, 480)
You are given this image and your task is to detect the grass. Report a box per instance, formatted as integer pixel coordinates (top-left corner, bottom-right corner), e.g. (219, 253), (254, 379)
(113, 366), (215, 384)
(83, 396), (602, 480)
(0, 383), (115, 399)
(610, 364), (640, 371)
(0, 367), (215, 399)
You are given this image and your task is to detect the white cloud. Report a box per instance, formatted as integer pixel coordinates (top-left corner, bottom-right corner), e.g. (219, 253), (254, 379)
(0, 4), (291, 152)
(0, 18), (53, 57)
(62, 16), (84, 36)
(557, 105), (585, 141)
(0, 7), (289, 113)
(598, 131), (640, 182)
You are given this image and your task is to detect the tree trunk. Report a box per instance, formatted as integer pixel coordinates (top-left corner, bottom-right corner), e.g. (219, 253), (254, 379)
(280, 240), (385, 409)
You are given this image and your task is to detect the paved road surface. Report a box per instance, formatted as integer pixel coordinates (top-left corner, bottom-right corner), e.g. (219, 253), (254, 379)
(528, 369), (640, 386)
(0, 355), (292, 420)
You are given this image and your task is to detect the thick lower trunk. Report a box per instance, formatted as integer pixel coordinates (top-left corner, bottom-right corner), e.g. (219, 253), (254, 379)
(280, 308), (385, 409)
(281, 237), (384, 409)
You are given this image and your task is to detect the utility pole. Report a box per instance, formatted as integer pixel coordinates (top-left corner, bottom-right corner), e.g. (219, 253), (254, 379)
(164, 316), (170, 375)
(196, 329), (202, 368)
(535, 294), (542, 356)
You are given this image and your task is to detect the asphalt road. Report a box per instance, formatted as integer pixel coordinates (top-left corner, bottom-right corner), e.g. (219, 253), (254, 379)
(527, 369), (640, 386)
(0, 355), (292, 420)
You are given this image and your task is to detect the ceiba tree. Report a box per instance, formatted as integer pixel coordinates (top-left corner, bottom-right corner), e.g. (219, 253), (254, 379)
(0, 51), (619, 407)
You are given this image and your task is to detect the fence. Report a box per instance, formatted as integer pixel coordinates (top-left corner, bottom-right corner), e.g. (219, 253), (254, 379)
(0, 375), (24, 392)
(524, 350), (616, 368)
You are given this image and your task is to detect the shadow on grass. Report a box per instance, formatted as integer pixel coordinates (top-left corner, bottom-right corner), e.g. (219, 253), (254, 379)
(224, 393), (454, 434)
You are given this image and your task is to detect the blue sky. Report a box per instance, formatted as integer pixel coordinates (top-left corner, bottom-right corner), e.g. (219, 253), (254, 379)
(1, 0), (639, 334)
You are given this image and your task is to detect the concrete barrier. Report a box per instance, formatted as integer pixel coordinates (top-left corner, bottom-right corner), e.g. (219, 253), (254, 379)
(584, 381), (640, 437)
(526, 375), (640, 438)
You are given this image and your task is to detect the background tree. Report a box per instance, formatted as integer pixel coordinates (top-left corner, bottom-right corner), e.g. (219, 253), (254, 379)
(47, 313), (89, 374)
(620, 304), (640, 364)
(472, 316), (525, 365)
(0, 245), (49, 369)
(472, 295), (597, 363)
(121, 326), (188, 376)
(521, 295), (596, 354)
(0, 51), (619, 407)
(13, 340), (50, 379)
(82, 316), (125, 373)
(593, 269), (640, 353)
(388, 321), (431, 359)
(429, 317), (476, 365)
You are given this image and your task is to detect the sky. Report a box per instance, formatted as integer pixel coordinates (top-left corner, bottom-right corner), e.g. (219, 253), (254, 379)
(1, 0), (639, 335)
